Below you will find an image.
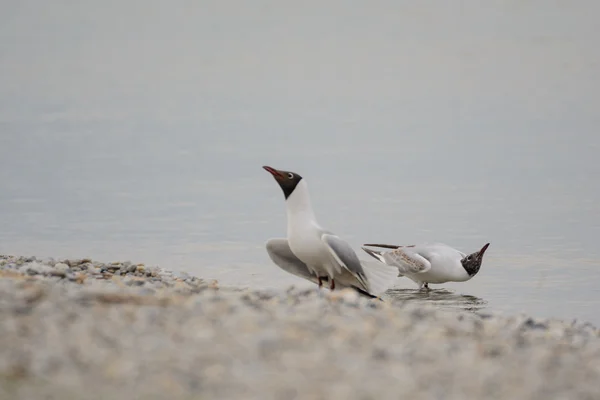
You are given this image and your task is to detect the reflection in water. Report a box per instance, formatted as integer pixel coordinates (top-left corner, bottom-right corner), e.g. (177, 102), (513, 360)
(385, 288), (488, 312)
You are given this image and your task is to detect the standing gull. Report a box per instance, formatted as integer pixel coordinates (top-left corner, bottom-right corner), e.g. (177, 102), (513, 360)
(362, 242), (490, 290)
(263, 166), (398, 298)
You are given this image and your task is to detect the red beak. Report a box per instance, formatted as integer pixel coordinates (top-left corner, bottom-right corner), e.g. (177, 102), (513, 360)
(477, 243), (490, 258)
(263, 165), (283, 178)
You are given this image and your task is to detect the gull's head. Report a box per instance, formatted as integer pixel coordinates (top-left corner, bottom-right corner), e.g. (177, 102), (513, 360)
(460, 242), (490, 277)
(263, 166), (303, 199)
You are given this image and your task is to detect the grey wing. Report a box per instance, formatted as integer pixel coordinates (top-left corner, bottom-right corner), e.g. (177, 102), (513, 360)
(321, 233), (368, 289)
(382, 248), (432, 275)
(265, 238), (320, 284)
(266, 238), (372, 295)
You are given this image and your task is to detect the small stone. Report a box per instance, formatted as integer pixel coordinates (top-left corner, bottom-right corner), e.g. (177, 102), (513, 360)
(50, 263), (69, 277)
(136, 265), (145, 273)
(124, 264), (137, 273)
(54, 262), (70, 272)
(67, 258), (91, 267)
(79, 263), (90, 270)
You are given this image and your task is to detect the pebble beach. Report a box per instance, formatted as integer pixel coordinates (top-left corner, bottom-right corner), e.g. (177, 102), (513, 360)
(1, 254), (599, 400)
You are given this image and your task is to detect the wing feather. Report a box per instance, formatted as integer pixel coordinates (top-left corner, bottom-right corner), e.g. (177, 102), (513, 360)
(321, 233), (369, 290)
(382, 248), (432, 275)
(266, 238), (319, 283)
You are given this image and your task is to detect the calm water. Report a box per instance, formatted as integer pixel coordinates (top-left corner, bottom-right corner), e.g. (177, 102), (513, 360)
(1, 1), (599, 324)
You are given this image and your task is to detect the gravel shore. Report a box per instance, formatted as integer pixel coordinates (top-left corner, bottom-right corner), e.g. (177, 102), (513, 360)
(0, 255), (599, 400)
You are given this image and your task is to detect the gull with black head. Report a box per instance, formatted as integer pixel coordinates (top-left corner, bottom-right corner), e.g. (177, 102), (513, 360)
(263, 165), (399, 298)
(362, 242), (490, 290)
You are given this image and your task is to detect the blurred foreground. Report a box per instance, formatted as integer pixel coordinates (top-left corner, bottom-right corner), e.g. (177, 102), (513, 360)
(0, 255), (599, 400)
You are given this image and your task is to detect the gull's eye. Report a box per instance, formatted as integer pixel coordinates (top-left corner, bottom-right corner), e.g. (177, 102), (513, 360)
(467, 256), (472, 261)
(288, 173), (294, 179)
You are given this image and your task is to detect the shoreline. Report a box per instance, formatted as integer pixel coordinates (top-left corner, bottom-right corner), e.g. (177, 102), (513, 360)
(1, 254), (599, 399)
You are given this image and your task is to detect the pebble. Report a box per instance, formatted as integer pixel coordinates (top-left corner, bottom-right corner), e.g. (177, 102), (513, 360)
(53, 262), (70, 272)
(23, 262), (53, 276)
(124, 264), (137, 273)
(0, 254), (598, 400)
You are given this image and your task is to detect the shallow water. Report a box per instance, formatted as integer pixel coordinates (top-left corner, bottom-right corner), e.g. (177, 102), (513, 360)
(1, 1), (600, 324)
(386, 289), (488, 313)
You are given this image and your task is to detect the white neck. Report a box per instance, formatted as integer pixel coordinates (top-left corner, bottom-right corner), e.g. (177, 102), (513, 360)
(285, 180), (317, 233)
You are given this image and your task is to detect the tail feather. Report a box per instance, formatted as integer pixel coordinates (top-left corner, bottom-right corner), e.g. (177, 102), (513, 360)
(360, 259), (399, 296)
(363, 243), (402, 249)
(361, 246), (386, 263)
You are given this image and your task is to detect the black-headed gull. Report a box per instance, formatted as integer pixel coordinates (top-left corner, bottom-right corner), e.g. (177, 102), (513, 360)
(263, 166), (399, 298)
(361, 242), (490, 289)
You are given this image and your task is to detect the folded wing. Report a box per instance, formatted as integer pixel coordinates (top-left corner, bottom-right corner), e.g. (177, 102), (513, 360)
(362, 245), (432, 275)
(321, 233), (369, 291)
(386, 248), (432, 275)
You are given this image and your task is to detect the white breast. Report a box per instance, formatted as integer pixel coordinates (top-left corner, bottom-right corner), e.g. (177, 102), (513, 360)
(284, 180), (332, 277)
(407, 245), (470, 283)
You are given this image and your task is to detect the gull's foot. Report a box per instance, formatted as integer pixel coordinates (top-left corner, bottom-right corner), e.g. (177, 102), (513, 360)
(420, 282), (430, 291)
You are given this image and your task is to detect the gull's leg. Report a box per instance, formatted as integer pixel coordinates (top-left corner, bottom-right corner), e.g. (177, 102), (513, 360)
(330, 279), (335, 291)
(423, 282), (430, 290)
(317, 277), (326, 298)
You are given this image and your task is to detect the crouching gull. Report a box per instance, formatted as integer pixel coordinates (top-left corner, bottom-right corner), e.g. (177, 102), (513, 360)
(263, 165), (399, 298)
(362, 242), (490, 290)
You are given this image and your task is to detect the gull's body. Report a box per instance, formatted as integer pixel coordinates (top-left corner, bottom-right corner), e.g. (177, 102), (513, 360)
(263, 166), (398, 297)
(362, 242), (490, 289)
